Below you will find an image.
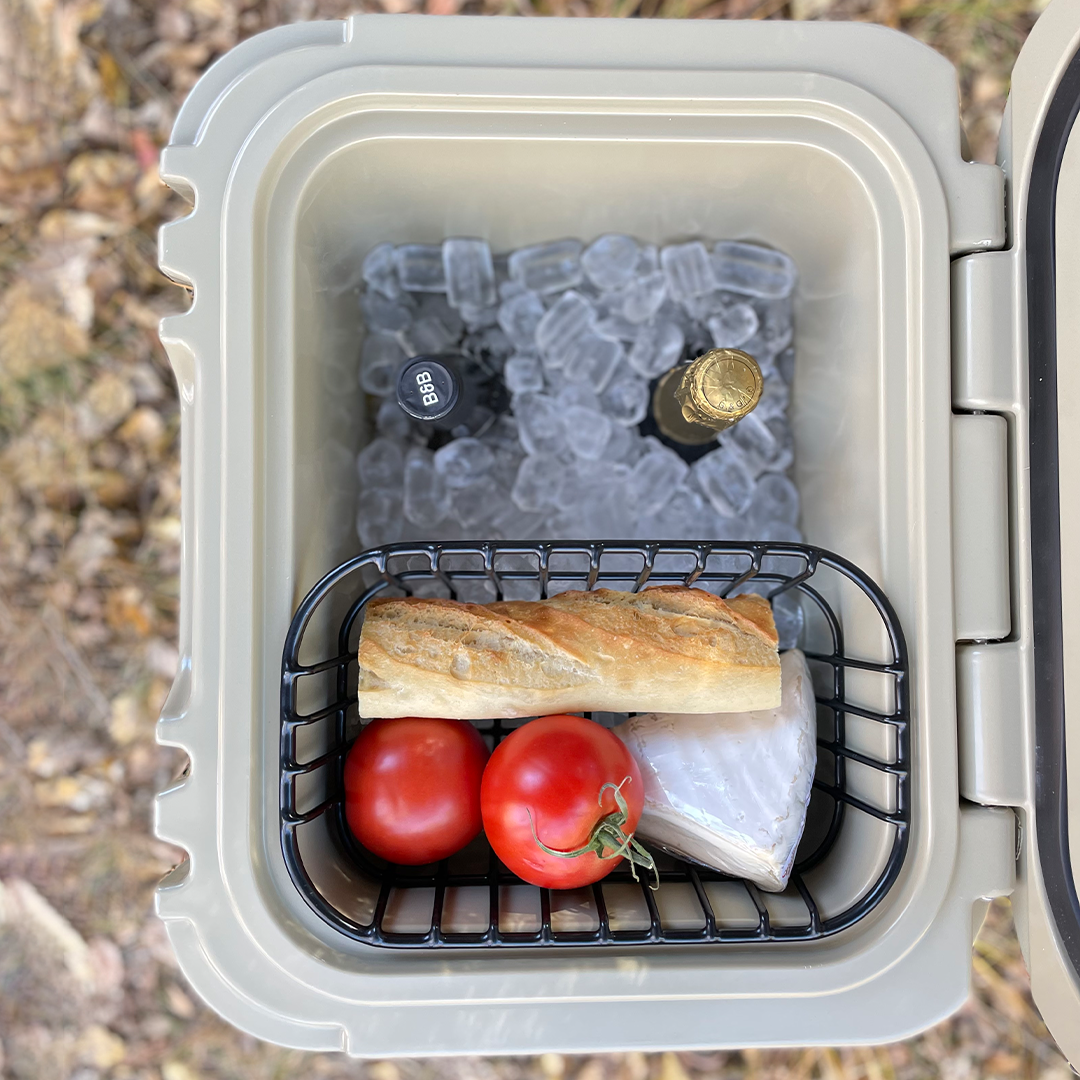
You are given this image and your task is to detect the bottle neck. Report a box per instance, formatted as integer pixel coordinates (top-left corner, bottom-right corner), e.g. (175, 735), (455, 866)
(651, 365), (726, 446)
(396, 354), (508, 436)
(655, 347), (764, 442)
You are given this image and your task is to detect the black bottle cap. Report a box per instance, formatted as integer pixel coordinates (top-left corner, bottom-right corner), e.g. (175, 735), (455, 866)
(397, 357), (461, 422)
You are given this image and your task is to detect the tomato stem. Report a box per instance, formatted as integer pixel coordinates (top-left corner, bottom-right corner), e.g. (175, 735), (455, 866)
(527, 776), (659, 890)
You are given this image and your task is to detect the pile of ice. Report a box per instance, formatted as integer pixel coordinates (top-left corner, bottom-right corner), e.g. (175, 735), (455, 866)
(357, 235), (798, 550)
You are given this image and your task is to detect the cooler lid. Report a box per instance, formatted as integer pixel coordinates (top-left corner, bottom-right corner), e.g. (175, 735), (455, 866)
(1004, 0), (1080, 1064)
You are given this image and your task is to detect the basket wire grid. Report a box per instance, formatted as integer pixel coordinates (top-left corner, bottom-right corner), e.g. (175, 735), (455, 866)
(280, 540), (910, 949)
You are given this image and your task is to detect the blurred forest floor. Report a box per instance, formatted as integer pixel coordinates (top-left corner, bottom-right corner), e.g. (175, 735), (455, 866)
(0, 0), (1072, 1078)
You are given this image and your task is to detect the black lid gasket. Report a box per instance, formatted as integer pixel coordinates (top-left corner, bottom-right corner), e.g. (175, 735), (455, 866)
(1026, 43), (1080, 980)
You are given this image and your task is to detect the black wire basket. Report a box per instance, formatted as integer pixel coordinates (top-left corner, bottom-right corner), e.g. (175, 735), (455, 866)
(280, 540), (909, 949)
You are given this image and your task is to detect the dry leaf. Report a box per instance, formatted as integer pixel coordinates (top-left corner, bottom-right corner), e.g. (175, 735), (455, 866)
(77, 1024), (126, 1069)
(0, 281), (90, 378)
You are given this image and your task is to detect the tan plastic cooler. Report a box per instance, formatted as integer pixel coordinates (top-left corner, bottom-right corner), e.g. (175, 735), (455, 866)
(154, 0), (1080, 1062)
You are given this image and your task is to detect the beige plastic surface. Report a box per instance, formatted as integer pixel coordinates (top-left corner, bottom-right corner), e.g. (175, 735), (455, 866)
(992, 0), (1080, 1066)
(155, 13), (1015, 1056)
(951, 414), (1011, 640)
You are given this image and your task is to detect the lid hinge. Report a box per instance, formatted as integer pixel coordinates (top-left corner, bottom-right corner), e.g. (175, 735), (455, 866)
(957, 641), (1030, 807)
(952, 414), (1011, 642)
(951, 249), (1028, 810)
(952, 251), (1020, 412)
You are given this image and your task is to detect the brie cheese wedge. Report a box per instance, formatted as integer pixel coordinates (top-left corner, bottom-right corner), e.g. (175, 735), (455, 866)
(614, 648), (817, 892)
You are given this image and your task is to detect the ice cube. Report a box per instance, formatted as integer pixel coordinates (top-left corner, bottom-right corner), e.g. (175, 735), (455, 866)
(759, 520), (803, 544)
(581, 234), (640, 291)
(555, 381), (601, 413)
(499, 279), (528, 301)
(628, 319), (685, 379)
(375, 398), (413, 440)
(728, 413), (793, 475)
(679, 289), (735, 323)
(513, 392), (565, 456)
(556, 459), (628, 513)
(362, 243), (400, 300)
(756, 374), (790, 421)
(504, 353), (545, 395)
(595, 314), (639, 343)
(661, 242), (716, 300)
(601, 422), (638, 463)
(497, 291), (546, 349)
(636, 244), (660, 276)
(711, 513), (748, 541)
(692, 445), (757, 516)
(512, 454), (564, 511)
(771, 589), (805, 650)
(476, 325), (513, 364)
(564, 406), (613, 460)
(459, 303), (500, 331)
(563, 333), (624, 392)
(454, 578), (499, 604)
(685, 321), (714, 359)
(451, 476), (504, 531)
(542, 369), (570, 398)
(729, 411), (777, 458)
(711, 242), (797, 299)
(637, 486), (710, 540)
(558, 477), (634, 540)
(481, 413), (522, 453)
(434, 437), (496, 488)
(508, 240), (584, 294)
(403, 447), (452, 526)
(356, 436), (405, 490)
(736, 332), (777, 378)
(443, 238), (497, 310)
(755, 295), (794, 354)
(619, 271), (668, 324)
(401, 314), (456, 356)
(359, 332), (406, 396)
(630, 447), (690, 515)
(418, 293), (465, 338)
(360, 290), (413, 334)
(491, 503), (550, 543)
(407, 574), (453, 598)
(600, 372), (650, 427)
(356, 487), (404, 549)
(488, 441), (527, 491)
(748, 472), (800, 528)
(707, 303), (759, 349)
(776, 346), (795, 385)
(394, 244), (446, 292)
(535, 291), (595, 369)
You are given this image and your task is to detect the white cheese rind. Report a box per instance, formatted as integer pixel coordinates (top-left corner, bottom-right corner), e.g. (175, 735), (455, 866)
(614, 648), (817, 892)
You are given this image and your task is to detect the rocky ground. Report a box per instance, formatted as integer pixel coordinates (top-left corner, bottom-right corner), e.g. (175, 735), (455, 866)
(0, 0), (1071, 1077)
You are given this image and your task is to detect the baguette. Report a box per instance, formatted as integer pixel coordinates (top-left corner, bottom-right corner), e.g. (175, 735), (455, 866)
(357, 586), (780, 719)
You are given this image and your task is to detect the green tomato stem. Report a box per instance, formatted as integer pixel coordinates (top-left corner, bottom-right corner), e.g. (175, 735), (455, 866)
(526, 776), (659, 890)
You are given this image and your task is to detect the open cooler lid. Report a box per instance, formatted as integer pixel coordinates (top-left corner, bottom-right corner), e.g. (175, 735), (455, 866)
(1005, 0), (1080, 1063)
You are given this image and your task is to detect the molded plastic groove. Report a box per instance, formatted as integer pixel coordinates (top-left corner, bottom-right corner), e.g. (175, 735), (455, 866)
(158, 218), (202, 289)
(279, 540), (910, 949)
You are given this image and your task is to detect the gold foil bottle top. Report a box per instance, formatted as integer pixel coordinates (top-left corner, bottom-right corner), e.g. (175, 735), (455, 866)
(653, 348), (764, 446)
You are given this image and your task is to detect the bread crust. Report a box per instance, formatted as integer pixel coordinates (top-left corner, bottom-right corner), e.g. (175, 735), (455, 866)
(357, 586), (780, 719)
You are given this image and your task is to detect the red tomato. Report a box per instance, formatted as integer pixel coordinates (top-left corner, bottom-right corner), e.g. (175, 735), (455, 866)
(344, 717), (489, 865)
(480, 714), (648, 890)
